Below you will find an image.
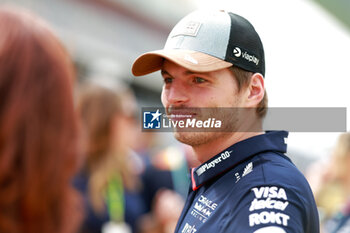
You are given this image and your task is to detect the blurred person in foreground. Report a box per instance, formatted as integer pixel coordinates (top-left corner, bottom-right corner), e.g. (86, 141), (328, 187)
(0, 6), (82, 233)
(75, 83), (146, 233)
(312, 133), (350, 233)
(132, 9), (319, 232)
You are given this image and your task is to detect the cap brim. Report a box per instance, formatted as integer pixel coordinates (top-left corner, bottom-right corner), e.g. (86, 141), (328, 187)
(132, 49), (233, 76)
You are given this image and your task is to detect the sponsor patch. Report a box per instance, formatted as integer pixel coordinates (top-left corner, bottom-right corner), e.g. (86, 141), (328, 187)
(249, 198), (289, 212)
(242, 162), (253, 177)
(190, 195), (218, 223)
(232, 46), (260, 66)
(249, 211), (290, 227)
(181, 223), (197, 233)
(251, 186), (288, 200)
(248, 186), (290, 227)
(196, 151), (232, 176)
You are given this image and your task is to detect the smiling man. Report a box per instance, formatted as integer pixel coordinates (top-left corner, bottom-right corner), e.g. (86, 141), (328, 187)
(132, 10), (319, 233)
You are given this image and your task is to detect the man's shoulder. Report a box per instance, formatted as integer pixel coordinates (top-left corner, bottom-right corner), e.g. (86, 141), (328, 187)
(228, 151), (315, 205)
(254, 151), (311, 192)
(217, 151), (319, 232)
(233, 151), (300, 180)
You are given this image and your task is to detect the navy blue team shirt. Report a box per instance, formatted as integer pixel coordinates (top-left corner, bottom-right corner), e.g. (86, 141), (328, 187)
(175, 131), (319, 233)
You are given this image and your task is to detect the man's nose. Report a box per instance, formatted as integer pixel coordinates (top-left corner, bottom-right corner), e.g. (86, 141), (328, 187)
(166, 82), (189, 106)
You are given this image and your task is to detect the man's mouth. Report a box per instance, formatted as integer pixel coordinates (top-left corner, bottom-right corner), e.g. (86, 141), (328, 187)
(166, 107), (198, 121)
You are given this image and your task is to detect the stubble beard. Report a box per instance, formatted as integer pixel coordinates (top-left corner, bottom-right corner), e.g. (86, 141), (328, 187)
(173, 108), (240, 147)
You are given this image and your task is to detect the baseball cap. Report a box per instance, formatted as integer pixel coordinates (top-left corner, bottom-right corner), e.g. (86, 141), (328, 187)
(132, 10), (265, 77)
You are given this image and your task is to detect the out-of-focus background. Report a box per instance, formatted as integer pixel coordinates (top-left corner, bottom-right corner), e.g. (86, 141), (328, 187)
(2, 0), (349, 232)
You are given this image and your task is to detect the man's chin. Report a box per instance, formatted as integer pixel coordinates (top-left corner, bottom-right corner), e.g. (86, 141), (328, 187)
(173, 131), (220, 147)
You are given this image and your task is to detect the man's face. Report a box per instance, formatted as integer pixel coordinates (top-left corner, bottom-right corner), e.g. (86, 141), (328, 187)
(161, 60), (247, 146)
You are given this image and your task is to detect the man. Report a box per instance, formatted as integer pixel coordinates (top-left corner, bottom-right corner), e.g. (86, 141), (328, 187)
(132, 10), (319, 233)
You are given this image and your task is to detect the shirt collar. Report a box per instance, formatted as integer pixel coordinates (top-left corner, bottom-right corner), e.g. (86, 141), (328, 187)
(191, 131), (289, 191)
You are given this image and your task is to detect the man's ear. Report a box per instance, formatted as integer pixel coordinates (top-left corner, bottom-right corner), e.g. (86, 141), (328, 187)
(246, 73), (265, 107)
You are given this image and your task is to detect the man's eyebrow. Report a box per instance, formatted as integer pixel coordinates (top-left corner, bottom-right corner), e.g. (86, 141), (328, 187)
(160, 70), (170, 77)
(185, 70), (196, 75)
(161, 69), (197, 77)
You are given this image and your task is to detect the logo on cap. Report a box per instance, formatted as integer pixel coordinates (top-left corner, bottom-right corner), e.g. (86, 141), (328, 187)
(184, 54), (198, 64)
(233, 47), (241, 57)
(172, 21), (202, 38)
(233, 47), (260, 66)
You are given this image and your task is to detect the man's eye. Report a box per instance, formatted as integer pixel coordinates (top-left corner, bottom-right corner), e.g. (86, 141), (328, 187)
(194, 77), (206, 83)
(163, 77), (173, 84)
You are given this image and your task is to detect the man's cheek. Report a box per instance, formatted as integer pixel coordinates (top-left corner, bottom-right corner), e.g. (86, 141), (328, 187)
(161, 91), (167, 107)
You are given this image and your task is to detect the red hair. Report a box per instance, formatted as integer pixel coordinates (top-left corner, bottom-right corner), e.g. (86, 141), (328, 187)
(0, 7), (82, 233)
